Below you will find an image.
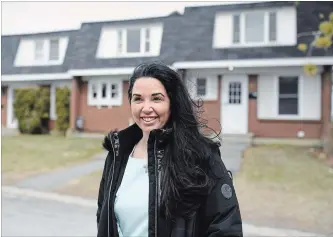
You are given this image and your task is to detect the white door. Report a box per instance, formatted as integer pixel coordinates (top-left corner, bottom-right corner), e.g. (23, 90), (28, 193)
(221, 75), (248, 134)
(7, 87), (18, 128)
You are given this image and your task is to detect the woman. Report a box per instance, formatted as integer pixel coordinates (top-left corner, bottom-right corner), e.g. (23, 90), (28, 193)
(96, 62), (243, 237)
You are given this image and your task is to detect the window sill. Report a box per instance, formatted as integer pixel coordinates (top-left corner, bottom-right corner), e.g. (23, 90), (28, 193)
(258, 116), (321, 121)
(213, 42), (295, 49)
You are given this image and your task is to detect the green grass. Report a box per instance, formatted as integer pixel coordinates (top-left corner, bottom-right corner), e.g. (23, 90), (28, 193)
(55, 169), (103, 199)
(234, 145), (333, 234)
(2, 135), (104, 181)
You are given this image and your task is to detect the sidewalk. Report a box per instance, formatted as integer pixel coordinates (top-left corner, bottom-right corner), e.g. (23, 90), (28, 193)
(14, 151), (107, 191)
(2, 185), (328, 237)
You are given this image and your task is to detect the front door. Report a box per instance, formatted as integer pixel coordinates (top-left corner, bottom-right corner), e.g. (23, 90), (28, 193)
(7, 87), (18, 129)
(221, 75), (248, 134)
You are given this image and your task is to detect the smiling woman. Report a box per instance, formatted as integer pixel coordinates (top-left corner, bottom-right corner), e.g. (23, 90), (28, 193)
(96, 61), (243, 237)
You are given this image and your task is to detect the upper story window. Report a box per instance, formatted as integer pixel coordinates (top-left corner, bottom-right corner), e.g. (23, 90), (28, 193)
(33, 38), (61, 63)
(49, 39), (60, 61)
(117, 27), (151, 56)
(34, 40), (44, 60)
(232, 11), (277, 45)
(213, 7), (297, 49)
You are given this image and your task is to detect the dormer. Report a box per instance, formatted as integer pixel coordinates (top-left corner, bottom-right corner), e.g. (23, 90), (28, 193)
(213, 6), (297, 48)
(14, 36), (69, 66)
(96, 23), (163, 58)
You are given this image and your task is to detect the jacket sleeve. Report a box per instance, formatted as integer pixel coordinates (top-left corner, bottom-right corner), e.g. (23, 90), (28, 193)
(96, 151), (111, 226)
(96, 152), (109, 226)
(203, 149), (243, 237)
(97, 132), (115, 226)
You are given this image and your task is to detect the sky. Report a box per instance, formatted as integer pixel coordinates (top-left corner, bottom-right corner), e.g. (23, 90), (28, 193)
(1, 1), (250, 35)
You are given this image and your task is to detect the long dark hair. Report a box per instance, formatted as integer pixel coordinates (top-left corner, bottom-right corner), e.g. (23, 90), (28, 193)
(128, 62), (221, 219)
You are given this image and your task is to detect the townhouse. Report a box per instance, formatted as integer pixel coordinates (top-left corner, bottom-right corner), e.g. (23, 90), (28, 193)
(2, 1), (333, 144)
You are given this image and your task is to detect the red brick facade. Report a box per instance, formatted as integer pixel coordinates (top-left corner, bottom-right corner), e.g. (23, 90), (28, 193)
(3, 69), (331, 140)
(68, 70), (331, 139)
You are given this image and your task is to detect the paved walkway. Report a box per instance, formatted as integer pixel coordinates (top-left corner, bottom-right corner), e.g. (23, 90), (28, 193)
(12, 140), (246, 192)
(15, 151), (108, 191)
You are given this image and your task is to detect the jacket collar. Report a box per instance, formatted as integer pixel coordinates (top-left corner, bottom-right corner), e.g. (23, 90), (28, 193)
(115, 123), (173, 152)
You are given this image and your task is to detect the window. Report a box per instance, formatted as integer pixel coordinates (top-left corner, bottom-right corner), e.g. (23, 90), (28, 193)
(127, 29), (141, 53)
(34, 40), (44, 60)
(196, 78), (207, 96)
(117, 27), (151, 55)
(145, 28), (150, 53)
(34, 38), (60, 63)
(232, 14), (240, 43)
(232, 11), (277, 45)
(278, 76), (298, 115)
(228, 82), (242, 104)
(49, 39), (60, 60)
(117, 30), (123, 53)
(88, 80), (122, 106)
(245, 12), (265, 43)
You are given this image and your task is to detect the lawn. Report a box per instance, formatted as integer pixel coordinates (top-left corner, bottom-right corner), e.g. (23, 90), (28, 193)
(54, 169), (103, 199)
(2, 135), (104, 184)
(234, 145), (333, 235)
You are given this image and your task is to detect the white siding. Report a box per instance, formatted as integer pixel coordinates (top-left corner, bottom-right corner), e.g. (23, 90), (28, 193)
(150, 25), (163, 57)
(213, 13), (233, 48)
(213, 6), (297, 48)
(14, 40), (35, 66)
(96, 29), (118, 58)
(257, 75), (277, 118)
(257, 74), (321, 120)
(276, 7), (297, 46)
(14, 37), (69, 66)
(301, 75), (321, 120)
(185, 75), (218, 101)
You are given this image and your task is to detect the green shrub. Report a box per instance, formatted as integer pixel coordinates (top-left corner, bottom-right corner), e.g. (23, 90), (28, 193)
(55, 86), (70, 135)
(13, 87), (50, 134)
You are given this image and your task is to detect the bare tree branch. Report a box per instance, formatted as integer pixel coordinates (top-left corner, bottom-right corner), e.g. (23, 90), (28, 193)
(297, 31), (321, 38)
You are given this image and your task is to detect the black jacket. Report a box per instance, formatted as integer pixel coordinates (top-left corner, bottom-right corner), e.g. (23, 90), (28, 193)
(96, 124), (243, 237)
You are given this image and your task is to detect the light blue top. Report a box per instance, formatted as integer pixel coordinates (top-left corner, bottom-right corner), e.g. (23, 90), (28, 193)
(114, 154), (149, 237)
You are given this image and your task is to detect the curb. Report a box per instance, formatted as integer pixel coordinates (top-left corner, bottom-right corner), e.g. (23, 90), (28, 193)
(2, 185), (96, 207)
(2, 185), (328, 237)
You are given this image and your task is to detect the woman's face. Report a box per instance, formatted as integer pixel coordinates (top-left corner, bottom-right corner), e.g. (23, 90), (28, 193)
(130, 77), (171, 134)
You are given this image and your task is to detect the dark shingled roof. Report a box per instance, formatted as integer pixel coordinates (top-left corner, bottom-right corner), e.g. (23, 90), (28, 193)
(2, 1), (332, 75)
(2, 30), (77, 75)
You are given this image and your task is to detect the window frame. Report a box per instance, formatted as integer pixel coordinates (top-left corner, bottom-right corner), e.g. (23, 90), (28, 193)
(49, 38), (60, 61)
(277, 76), (299, 116)
(88, 79), (123, 107)
(116, 27), (151, 56)
(232, 10), (277, 46)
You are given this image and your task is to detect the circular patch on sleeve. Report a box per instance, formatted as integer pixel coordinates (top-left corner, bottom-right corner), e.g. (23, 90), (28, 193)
(221, 183), (232, 199)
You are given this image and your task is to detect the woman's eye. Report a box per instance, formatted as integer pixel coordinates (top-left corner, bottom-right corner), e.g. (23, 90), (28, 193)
(133, 97), (141, 101)
(153, 97), (162, 101)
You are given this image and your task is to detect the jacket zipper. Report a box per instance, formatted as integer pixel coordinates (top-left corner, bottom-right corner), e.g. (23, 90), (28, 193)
(107, 133), (119, 237)
(154, 138), (163, 237)
(154, 139), (159, 237)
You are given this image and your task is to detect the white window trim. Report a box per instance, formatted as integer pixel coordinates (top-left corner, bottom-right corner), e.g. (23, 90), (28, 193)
(87, 78), (123, 107)
(34, 38), (62, 65)
(274, 75), (303, 120)
(258, 75), (305, 121)
(187, 77), (218, 101)
(116, 27), (152, 57)
(231, 10), (278, 48)
(277, 76), (299, 117)
(49, 38), (60, 61)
